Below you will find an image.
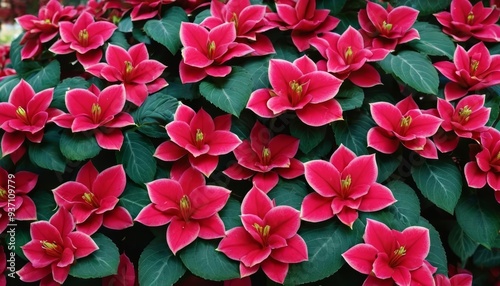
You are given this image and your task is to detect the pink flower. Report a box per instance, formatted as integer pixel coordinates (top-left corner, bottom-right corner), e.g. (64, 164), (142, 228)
(50, 84), (135, 150)
(434, 94), (490, 153)
(367, 96), (443, 159)
(49, 11), (116, 67)
(224, 121), (304, 193)
(300, 145), (395, 228)
(125, 0), (174, 21)
(342, 219), (431, 286)
(434, 0), (500, 42)
(266, 0), (340, 52)
(52, 161), (133, 235)
(464, 128), (500, 197)
(311, 27), (390, 88)
(102, 253), (136, 286)
(178, 0), (210, 14)
(18, 207), (99, 284)
(217, 187), (308, 284)
(179, 22), (254, 83)
(15, 0), (77, 59)
(0, 168), (38, 223)
(0, 45), (15, 78)
(434, 42), (500, 101)
(154, 104), (242, 177)
(358, 1), (420, 50)
(435, 273), (473, 286)
(86, 43), (167, 106)
(247, 55), (343, 127)
(0, 80), (61, 158)
(136, 168), (231, 255)
(201, 0), (274, 56)
(0, 246), (5, 286)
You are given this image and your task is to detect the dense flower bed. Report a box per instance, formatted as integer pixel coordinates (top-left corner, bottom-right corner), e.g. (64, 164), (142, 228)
(0, 0), (499, 285)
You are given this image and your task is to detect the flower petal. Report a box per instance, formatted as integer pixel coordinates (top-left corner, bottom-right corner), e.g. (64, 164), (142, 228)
(167, 218), (200, 255)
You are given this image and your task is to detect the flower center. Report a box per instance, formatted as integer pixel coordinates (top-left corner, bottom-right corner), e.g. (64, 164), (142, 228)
(345, 46), (353, 64)
(124, 61), (133, 81)
(91, 103), (102, 124)
(496, 151), (500, 161)
(82, 192), (99, 208)
(389, 245), (407, 267)
(0, 187), (6, 200)
(41, 240), (63, 257)
(262, 147), (271, 166)
(78, 29), (89, 46)
(44, 18), (51, 24)
(458, 105), (472, 123)
(470, 60), (479, 76)
(467, 11), (474, 25)
(400, 115), (412, 133)
(253, 223), (270, 246)
(179, 195), (191, 221)
(382, 20), (392, 33)
(195, 129), (204, 149)
(207, 40), (216, 60)
(340, 175), (352, 198)
(230, 12), (239, 31)
(15, 106), (30, 125)
(289, 80), (304, 106)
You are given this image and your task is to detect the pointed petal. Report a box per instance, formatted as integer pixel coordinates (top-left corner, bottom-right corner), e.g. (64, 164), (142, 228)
(348, 64), (382, 87)
(246, 89), (275, 118)
(264, 205), (300, 239)
(304, 160), (340, 197)
(190, 185), (231, 219)
(146, 178), (183, 206)
(154, 141), (187, 162)
(197, 214), (226, 239)
(135, 204), (174, 227)
(342, 244), (378, 274)
(49, 207), (75, 237)
(67, 231), (99, 259)
(300, 193), (334, 222)
(207, 130), (242, 156)
(218, 227), (262, 261)
(367, 127), (399, 154)
(92, 164), (126, 198)
(167, 219), (200, 255)
(296, 99), (343, 126)
(189, 154), (219, 177)
(261, 258), (288, 284)
(358, 184), (396, 212)
(102, 206), (133, 230)
(241, 187), (273, 217)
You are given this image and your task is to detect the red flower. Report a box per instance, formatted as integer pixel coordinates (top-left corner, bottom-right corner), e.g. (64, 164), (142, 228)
(367, 96), (443, 159)
(136, 168), (231, 255)
(358, 1), (420, 50)
(125, 0), (174, 21)
(86, 43), (167, 106)
(0, 168), (38, 224)
(15, 0), (77, 59)
(178, 0), (210, 14)
(18, 208), (98, 284)
(464, 128), (500, 197)
(49, 11), (116, 67)
(0, 246), (5, 286)
(201, 0), (274, 56)
(51, 84), (135, 150)
(154, 104), (242, 177)
(0, 80), (61, 158)
(266, 0), (340, 52)
(301, 145), (396, 228)
(435, 0), (500, 42)
(311, 27), (390, 88)
(52, 161), (133, 235)
(434, 94), (490, 153)
(217, 187), (308, 284)
(224, 121), (304, 193)
(102, 253), (136, 286)
(435, 273), (473, 286)
(247, 55), (343, 127)
(434, 42), (500, 101)
(342, 219), (431, 286)
(179, 22), (254, 83)
(0, 45), (15, 78)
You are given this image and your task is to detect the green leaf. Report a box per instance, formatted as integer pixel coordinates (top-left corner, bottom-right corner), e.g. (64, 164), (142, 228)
(26, 60), (61, 92)
(143, 6), (188, 54)
(52, 77), (90, 111)
(334, 12), (360, 33)
(485, 94), (500, 126)
(219, 197), (242, 230)
(199, 67), (253, 117)
(289, 118), (327, 154)
(375, 152), (402, 183)
(473, 245), (500, 268)
(378, 51), (439, 95)
(0, 75), (21, 102)
(456, 194), (500, 248)
(408, 22), (455, 59)
(29, 130), (66, 173)
(285, 220), (364, 285)
(241, 55), (271, 90)
(164, 77), (197, 100)
(386, 181), (420, 226)
(317, 0), (347, 15)
(13, 225), (30, 261)
(336, 82), (364, 112)
(69, 233), (120, 279)
(31, 190), (57, 221)
(180, 239), (240, 281)
(268, 179), (309, 211)
(109, 30), (131, 49)
(394, 0), (450, 16)
(332, 112), (375, 156)
(132, 92), (179, 138)
(119, 183), (150, 219)
(448, 223), (479, 264)
(416, 217), (448, 274)
(139, 237), (186, 285)
(193, 9), (211, 24)
(9, 34), (42, 76)
(119, 131), (157, 184)
(60, 131), (101, 161)
(412, 158), (462, 214)
(271, 34), (300, 61)
(118, 15), (132, 32)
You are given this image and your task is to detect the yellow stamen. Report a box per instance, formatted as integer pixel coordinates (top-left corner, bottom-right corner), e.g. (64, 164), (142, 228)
(16, 106), (29, 125)
(470, 60), (479, 75)
(207, 40), (216, 59)
(124, 61), (133, 75)
(341, 175), (352, 194)
(230, 12), (238, 31)
(44, 19), (51, 24)
(269, 90), (278, 97)
(78, 29), (89, 46)
(0, 187), (6, 199)
(179, 195), (191, 221)
(458, 105), (472, 122)
(467, 11), (474, 25)
(345, 46), (353, 64)
(82, 192), (99, 208)
(41, 240), (62, 257)
(91, 103), (101, 124)
(195, 129), (204, 148)
(400, 115), (412, 128)
(253, 223), (271, 245)
(382, 20), (392, 32)
(289, 80), (304, 106)
(496, 151), (500, 160)
(262, 147), (271, 165)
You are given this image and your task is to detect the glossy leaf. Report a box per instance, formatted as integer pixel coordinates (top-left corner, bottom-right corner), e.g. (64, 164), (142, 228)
(139, 237), (186, 285)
